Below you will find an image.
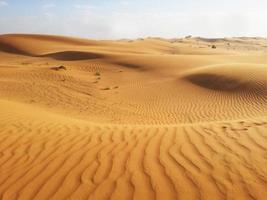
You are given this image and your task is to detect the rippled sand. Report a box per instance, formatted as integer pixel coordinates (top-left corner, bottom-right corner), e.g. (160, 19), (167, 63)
(0, 34), (267, 200)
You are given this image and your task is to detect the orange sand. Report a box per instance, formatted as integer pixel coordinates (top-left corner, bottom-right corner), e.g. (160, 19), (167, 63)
(0, 34), (267, 200)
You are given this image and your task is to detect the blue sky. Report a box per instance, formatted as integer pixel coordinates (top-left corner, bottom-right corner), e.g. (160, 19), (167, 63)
(0, 0), (267, 39)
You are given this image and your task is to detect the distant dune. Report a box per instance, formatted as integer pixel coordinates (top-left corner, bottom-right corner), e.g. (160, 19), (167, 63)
(0, 34), (267, 200)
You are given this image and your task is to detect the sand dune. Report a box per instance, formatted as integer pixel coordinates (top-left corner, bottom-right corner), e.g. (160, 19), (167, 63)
(0, 34), (267, 200)
(182, 64), (267, 91)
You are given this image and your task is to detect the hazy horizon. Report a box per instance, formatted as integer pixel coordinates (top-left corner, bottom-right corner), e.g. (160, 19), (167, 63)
(0, 0), (267, 39)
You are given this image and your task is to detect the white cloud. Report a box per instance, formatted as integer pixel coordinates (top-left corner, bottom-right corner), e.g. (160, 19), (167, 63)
(0, 0), (7, 7)
(120, 1), (130, 6)
(106, 10), (267, 39)
(42, 3), (56, 9)
(0, 1), (267, 39)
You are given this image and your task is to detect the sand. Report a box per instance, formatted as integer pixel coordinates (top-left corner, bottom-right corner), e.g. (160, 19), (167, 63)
(0, 34), (267, 200)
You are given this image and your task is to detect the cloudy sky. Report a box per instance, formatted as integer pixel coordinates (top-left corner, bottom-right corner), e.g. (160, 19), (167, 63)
(0, 0), (267, 39)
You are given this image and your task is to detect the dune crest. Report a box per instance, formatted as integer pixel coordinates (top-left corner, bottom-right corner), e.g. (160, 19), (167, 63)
(0, 34), (267, 200)
(182, 64), (267, 92)
(185, 73), (246, 91)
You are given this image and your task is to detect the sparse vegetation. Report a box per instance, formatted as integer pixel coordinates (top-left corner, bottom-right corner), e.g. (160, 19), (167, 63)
(94, 71), (101, 76)
(101, 87), (110, 90)
(51, 65), (66, 71)
(21, 62), (31, 65)
(211, 45), (217, 49)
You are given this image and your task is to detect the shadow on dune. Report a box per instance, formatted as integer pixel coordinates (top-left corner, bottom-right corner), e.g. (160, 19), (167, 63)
(112, 61), (146, 71)
(185, 73), (244, 91)
(118, 63), (144, 70)
(184, 73), (267, 95)
(0, 41), (103, 61)
(41, 51), (103, 61)
(0, 41), (31, 56)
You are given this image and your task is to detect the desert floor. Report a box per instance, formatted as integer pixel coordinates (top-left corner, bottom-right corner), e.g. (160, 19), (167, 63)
(0, 34), (267, 200)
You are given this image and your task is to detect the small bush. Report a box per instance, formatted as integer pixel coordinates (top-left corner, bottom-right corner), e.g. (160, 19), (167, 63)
(94, 72), (101, 76)
(211, 45), (217, 49)
(21, 62), (31, 65)
(51, 65), (66, 71)
(101, 87), (110, 90)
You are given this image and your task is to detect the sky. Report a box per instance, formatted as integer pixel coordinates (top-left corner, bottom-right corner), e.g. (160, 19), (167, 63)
(0, 0), (267, 39)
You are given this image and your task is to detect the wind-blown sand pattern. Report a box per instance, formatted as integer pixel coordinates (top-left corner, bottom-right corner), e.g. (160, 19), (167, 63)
(0, 34), (267, 200)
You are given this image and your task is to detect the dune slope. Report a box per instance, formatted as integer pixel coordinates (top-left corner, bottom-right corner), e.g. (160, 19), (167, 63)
(0, 34), (267, 200)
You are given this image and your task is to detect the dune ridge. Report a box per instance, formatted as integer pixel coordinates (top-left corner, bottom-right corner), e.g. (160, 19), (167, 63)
(0, 34), (267, 200)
